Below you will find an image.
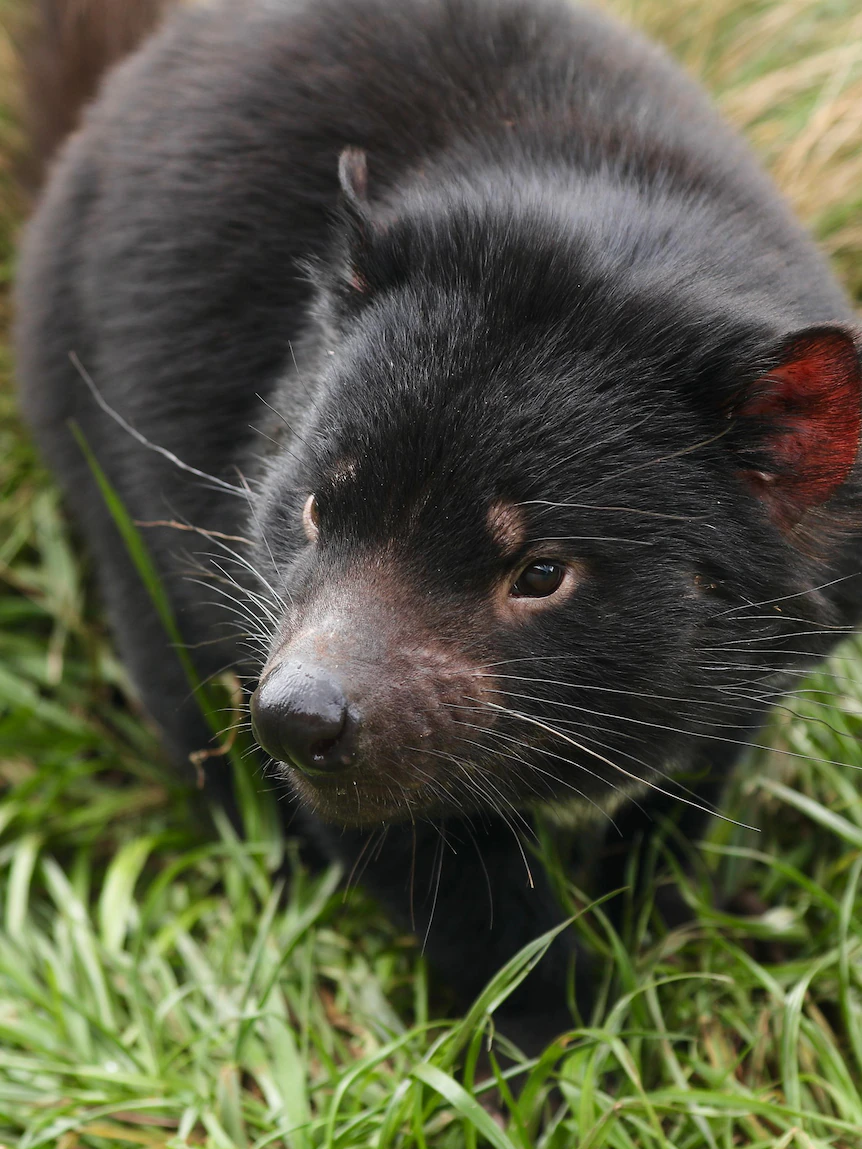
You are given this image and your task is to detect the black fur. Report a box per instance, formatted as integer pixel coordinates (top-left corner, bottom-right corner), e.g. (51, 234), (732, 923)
(16, 0), (862, 1055)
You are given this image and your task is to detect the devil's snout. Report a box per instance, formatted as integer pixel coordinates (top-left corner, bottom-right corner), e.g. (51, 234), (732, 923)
(250, 660), (359, 775)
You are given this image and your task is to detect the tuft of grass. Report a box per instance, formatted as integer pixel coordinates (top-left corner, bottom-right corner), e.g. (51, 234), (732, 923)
(1, 0), (862, 1145)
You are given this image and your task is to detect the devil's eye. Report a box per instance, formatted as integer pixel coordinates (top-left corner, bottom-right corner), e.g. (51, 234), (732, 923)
(510, 560), (566, 598)
(302, 493), (319, 541)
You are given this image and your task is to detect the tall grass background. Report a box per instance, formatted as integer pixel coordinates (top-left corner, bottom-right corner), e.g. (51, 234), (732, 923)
(1, 0), (862, 1145)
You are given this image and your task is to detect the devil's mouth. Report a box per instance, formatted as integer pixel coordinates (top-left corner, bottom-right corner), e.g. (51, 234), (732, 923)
(281, 760), (444, 825)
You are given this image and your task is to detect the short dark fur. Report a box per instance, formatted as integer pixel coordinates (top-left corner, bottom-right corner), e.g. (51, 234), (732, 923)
(16, 0), (862, 1053)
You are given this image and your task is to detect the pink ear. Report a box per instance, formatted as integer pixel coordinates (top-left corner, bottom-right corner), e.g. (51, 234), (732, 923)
(735, 327), (861, 528)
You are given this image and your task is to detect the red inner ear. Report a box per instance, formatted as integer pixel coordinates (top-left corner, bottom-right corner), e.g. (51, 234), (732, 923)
(737, 329), (861, 522)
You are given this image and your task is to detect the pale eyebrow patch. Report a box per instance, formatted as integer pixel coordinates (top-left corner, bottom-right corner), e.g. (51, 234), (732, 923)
(486, 500), (527, 557)
(327, 457), (358, 487)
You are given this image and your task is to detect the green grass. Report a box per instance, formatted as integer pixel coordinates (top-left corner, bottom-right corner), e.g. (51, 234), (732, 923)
(2, 0), (862, 1145)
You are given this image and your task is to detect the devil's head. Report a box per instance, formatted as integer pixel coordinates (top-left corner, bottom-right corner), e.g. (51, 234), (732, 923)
(248, 151), (862, 826)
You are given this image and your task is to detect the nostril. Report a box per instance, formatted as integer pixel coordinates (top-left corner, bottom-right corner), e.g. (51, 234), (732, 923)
(250, 660), (358, 776)
(311, 734), (342, 762)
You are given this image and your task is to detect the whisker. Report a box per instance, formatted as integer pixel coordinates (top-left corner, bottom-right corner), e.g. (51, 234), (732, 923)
(422, 828), (447, 954)
(410, 743), (539, 845)
(703, 629), (857, 648)
(514, 499), (708, 523)
(451, 717), (623, 824)
(714, 573), (862, 617)
(496, 686), (862, 775)
(234, 469), (284, 597)
(530, 535), (654, 547)
(576, 423), (733, 494)
(477, 672), (774, 720)
(699, 661), (862, 688)
(471, 699), (758, 830)
(460, 818), (496, 927)
(70, 351), (248, 497)
(197, 543), (286, 610)
(256, 390), (315, 448)
(465, 700), (725, 813)
(207, 561), (282, 629)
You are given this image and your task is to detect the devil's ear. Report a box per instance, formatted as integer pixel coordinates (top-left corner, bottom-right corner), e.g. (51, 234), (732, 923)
(731, 326), (861, 530)
(335, 146), (374, 297)
(338, 146), (368, 208)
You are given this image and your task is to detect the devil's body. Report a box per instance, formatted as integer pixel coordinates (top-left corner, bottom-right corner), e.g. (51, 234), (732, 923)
(16, 0), (862, 1052)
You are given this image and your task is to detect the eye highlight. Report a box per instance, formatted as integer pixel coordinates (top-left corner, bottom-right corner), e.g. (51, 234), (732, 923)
(302, 493), (319, 542)
(510, 560), (566, 598)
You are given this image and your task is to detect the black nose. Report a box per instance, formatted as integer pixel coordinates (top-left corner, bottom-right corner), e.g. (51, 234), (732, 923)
(250, 661), (358, 775)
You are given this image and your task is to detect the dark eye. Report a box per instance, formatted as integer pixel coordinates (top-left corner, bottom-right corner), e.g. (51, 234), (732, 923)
(302, 493), (319, 541)
(510, 560), (566, 598)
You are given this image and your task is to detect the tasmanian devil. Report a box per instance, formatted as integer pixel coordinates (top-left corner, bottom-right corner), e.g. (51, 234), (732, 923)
(15, 0), (862, 1055)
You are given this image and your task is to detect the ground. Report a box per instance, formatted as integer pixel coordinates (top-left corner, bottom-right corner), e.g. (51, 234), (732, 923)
(1, 1), (862, 1146)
